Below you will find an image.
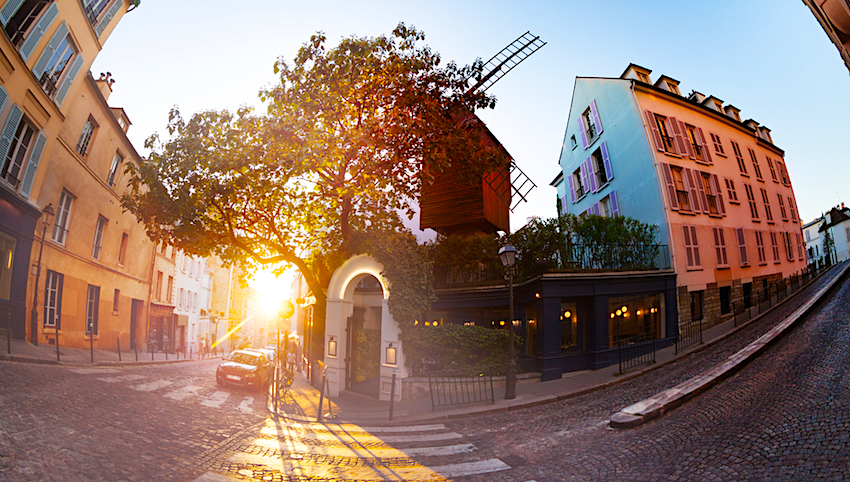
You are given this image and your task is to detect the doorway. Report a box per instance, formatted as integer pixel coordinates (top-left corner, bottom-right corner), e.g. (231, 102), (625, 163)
(343, 277), (382, 397)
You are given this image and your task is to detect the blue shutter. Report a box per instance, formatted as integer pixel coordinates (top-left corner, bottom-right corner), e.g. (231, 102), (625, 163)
(590, 100), (602, 135)
(53, 54), (84, 107)
(18, 2), (58, 61)
(610, 190), (619, 217)
(95, 0), (123, 37)
(31, 21), (68, 79)
(19, 132), (45, 198)
(0, 104), (22, 162)
(586, 157), (597, 193)
(0, 0), (25, 26)
(567, 174), (576, 203)
(0, 85), (8, 114)
(600, 141), (613, 181)
(576, 117), (588, 149)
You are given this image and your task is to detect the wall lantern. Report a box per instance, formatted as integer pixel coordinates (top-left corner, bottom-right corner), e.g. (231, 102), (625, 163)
(328, 337), (337, 357)
(386, 343), (397, 365)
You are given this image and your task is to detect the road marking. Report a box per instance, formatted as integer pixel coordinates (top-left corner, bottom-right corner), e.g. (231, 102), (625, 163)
(227, 452), (508, 480)
(69, 368), (120, 374)
(131, 380), (173, 392)
(98, 375), (147, 383)
(191, 472), (238, 481)
(200, 391), (230, 408)
(259, 425), (461, 443)
(252, 437), (477, 458)
(270, 420), (447, 433)
(164, 385), (202, 401)
(237, 396), (254, 413)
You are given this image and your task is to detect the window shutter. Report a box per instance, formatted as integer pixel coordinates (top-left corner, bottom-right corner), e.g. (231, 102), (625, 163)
(585, 157), (597, 193)
(736, 228), (749, 266)
(31, 20), (68, 79)
(645, 110), (664, 152)
(589, 100), (602, 135)
(690, 225), (701, 267)
(796, 233), (804, 260)
(696, 127), (712, 164)
(669, 117), (688, 157)
(593, 202), (601, 216)
(683, 168), (702, 213)
(0, 104), (22, 162)
(56, 272), (63, 330)
(0, 0), (24, 27)
(54, 54), (84, 107)
(600, 141), (613, 181)
(694, 171), (710, 213)
(19, 2), (58, 62)
(710, 174), (726, 216)
(788, 197), (798, 222)
(683, 225), (694, 267)
(577, 117), (588, 149)
(567, 174), (576, 203)
(95, 0), (123, 37)
(610, 190), (619, 217)
(713, 227), (728, 266)
(580, 160), (590, 196)
(661, 163), (679, 211)
(0, 85), (7, 115)
(19, 132), (46, 198)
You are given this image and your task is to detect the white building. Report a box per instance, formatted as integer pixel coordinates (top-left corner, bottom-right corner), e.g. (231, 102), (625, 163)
(174, 250), (206, 354)
(804, 204), (850, 265)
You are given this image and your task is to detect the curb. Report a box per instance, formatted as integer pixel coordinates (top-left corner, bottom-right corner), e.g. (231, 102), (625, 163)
(609, 262), (849, 429)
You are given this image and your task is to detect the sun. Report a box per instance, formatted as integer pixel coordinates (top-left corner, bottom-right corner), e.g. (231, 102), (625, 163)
(250, 268), (293, 316)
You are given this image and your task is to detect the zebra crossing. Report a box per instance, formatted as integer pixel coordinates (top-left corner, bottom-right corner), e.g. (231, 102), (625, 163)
(70, 368), (266, 415)
(200, 418), (512, 481)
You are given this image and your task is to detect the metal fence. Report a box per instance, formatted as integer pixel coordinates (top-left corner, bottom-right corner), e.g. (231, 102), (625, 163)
(675, 316), (703, 354)
(733, 263), (830, 327)
(617, 334), (656, 374)
(428, 366), (495, 411)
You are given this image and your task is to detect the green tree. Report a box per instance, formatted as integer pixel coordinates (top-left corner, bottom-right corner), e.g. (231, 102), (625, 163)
(123, 24), (502, 314)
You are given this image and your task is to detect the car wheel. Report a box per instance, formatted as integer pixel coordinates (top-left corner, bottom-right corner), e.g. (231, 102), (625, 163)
(216, 376), (224, 387)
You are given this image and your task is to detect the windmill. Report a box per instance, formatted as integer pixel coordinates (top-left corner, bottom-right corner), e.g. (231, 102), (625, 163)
(419, 32), (545, 236)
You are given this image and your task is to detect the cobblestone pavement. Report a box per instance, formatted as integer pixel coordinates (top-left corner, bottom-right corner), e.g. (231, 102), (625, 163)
(446, 274), (850, 481)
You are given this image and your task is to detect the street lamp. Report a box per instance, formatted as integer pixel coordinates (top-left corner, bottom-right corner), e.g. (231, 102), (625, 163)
(30, 204), (54, 345)
(498, 244), (517, 400)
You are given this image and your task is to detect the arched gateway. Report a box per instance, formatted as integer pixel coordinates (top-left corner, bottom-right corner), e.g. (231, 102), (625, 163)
(324, 254), (406, 400)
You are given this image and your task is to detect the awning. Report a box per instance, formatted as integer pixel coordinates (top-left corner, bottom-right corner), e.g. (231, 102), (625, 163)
(150, 303), (175, 317)
(177, 315), (189, 326)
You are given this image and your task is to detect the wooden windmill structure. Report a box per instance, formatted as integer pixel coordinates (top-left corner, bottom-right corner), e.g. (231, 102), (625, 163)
(419, 32), (545, 236)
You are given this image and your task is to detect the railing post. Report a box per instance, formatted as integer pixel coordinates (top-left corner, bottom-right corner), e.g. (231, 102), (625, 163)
(117, 337), (121, 362)
(389, 371), (397, 421)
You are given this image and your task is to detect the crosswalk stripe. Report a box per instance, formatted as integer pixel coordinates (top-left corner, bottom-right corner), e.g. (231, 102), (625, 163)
(237, 396), (254, 414)
(98, 375), (147, 383)
(270, 420), (447, 433)
(252, 437), (476, 458)
(131, 380), (173, 392)
(164, 385), (202, 401)
(200, 391), (230, 408)
(430, 459), (511, 477)
(259, 425), (461, 444)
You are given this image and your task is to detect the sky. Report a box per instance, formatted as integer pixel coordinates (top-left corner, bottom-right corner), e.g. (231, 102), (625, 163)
(92, 0), (849, 267)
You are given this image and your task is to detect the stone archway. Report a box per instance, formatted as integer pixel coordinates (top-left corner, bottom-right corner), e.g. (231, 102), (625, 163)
(324, 254), (406, 400)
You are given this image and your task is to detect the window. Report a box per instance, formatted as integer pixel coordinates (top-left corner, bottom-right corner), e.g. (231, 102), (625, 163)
(649, 113), (676, 154)
(35, 30), (77, 98)
(2, 0), (51, 50)
(1, 113), (35, 189)
(85, 0), (122, 36)
(777, 194), (788, 221)
(179, 288), (185, 310)
(85, 284), (100, 336)
(765, 157), (778, 182)
(75, 118), (97, 157)
(181, 253), (189, 272)
(755, 231), (767, 265)
(805, 229), (811, 242)
(748, 148), (763, 181)
(112, 288), (119, 313)
(570, 167), (587, 201)
(590, 142), (613, 188)
(166, 276), (174, 304)
(776, 160), (790, 186)
(702, 173), (721, 215)
(636, 71), (650, 83)
(724, 178), (739, 204)
(713, 227), (729, 268)
(685, 124), (711, 163)
(760, 188), (773, 222)
(666, 81), (680, 95)
(44, 269), (62, 329)
(784, 232), (794, 261)
(796, 233), (805, 260)
(599, 196), (611, 218)
(736, 228), (750, 266)
(92, 215), (106, 259)
(194, 292), (199, 312)
(155, 271), (163, 301)
(744, 184), (759, 221)
(84, 0), (112, 25)
(788, 196), (798, 223)
(577, 100), (602, 148)
(770, 232), (780, 263)
(709, 132), (725, 156)
(570, 135), (577, 149)
(106, 153), (122, 188)
(560, 301), (579, 353)
(690, 290), (703, 320)
(731, 141), (747, 175)
(683, 225), (701, 269)
(117, 232), (128, 265)
(52, 189), (73, 244)
(720, 286), (732, 315)
(671, 166), (692, 212)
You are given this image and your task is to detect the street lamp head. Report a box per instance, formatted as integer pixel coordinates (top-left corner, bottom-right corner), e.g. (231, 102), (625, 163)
(41, 203), (54, 226)
(498, 244), (517, 268)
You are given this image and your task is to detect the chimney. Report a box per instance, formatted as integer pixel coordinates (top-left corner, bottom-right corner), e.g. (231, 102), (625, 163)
(96, 72), (115, 101)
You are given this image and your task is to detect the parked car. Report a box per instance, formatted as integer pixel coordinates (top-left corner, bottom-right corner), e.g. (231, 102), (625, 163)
(244, 347), (277, 365)
(215, 350), (271, 390)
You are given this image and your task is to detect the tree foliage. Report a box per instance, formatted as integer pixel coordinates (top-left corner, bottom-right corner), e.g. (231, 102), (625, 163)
(122, 24), (503, 305)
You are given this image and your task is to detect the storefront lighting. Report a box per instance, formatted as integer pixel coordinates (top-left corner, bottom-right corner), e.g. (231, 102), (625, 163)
(610, 313), (615, 318)
(424, 321), (430, 326)
(386, 343), (397, 365)
(636, 310), (642, 316)
(500, 320), (505, 326)
(564, 310), (572, 319)
(616, 309), (622, 316)
(621, 305), (628, 312)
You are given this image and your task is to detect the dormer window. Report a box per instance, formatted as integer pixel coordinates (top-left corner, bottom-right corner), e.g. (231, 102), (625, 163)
(667, 81), (680, 95)
(636, 71), (650, 83)
(713, 100), (723, 112)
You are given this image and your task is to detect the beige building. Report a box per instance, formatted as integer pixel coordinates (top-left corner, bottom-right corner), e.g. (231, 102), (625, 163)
(206, 255), (257, 351)
(0, 0), (140, 346)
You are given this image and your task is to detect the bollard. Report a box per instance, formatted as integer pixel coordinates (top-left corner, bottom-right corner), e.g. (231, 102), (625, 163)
(165, 349), (168, 361)
(151, 346), (154, 361)
(317, 372), (326, 422)
(6, 311), (10, 355)
(117, 337), (122, 362)
(134, 346), (138, 362)
(389, 372), (397, 421)
(190, 347), (193, 360)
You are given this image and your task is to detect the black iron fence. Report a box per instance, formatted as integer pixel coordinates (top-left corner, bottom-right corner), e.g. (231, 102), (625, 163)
(675, 316), (703, 354)
(428, 366), (495, 411)
(733, 263), (830, 327)
(617, 333), (656, 374)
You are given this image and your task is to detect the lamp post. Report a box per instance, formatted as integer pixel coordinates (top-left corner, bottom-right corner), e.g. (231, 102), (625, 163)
(30, 204), (54, 346)
(498, 244), (517, 400)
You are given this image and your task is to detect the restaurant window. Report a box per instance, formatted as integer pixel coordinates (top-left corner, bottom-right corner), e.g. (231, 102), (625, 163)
(608, 293), (663, 348)
(560, 301), (579, 353)
(0, 231), (15, 300)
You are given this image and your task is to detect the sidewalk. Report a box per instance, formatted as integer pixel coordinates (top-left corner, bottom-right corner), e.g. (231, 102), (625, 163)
(279, 261), (849, 426)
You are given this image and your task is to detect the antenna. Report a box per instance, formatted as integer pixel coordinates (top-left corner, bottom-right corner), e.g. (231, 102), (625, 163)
(467, 32), (547, 94)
